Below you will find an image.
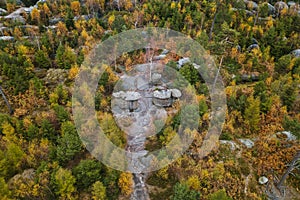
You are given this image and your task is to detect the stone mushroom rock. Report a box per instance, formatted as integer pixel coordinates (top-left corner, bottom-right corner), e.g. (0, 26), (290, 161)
(238, 139), (255, 148)
(153, 89), (172, 107)
(258, 176), (269, 185)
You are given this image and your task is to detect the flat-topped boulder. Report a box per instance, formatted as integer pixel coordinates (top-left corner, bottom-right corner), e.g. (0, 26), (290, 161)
(125, 91), (141, 101)
(170, 88), (182, 98)
(113, 91), (141, 101)
(153, 89), (171, 99)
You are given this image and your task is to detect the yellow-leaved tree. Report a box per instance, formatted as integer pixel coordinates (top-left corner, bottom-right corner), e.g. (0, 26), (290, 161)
(118, 172), (133, 196)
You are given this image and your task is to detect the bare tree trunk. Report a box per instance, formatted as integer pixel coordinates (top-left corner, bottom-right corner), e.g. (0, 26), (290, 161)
(200, 15), (205, 31)
(276, 151), (300, 193)
(0, 86), (13, 115)
(209, 1), (220, 41)
(253, 11), (259, 26)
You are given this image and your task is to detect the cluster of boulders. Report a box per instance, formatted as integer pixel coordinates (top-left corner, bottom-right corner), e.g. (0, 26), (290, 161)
(42, 68), (69, 86)
(233, 1), (299, 17)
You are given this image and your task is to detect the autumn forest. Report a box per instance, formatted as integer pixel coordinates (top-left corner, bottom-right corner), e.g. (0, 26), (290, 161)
(0, 0), (299, 199)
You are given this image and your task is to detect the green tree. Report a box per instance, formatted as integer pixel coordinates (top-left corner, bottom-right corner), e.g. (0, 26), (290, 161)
(34, 49), (52, 69)
(40, 119), (56, 141)
(244, 96), (261, 133)
(275, 54), (292, 75)
(101, 167), (120, 199)
(0, 143), (25, 178)
(208, 189), (233, 200)
(0, 52), (34, 94)
(199, 99), (208, 117)
(52, 167), (76, 199)
(55, 44), (76, 69)
(65, 9), (75, 30)
(49, 85), (69, 105)
(56, 121), (82, 164)
(72, 159), (102, 189)
(171, 182), (200, 200)
(179, 64), (199, 86)
(281, 84), (296, 111)
(283, 116), (300, 140)
(26, 124), (39, 140)
(0, 177), (11, 199)
(92, 181), (107, 200)
(159, 126), (176, 145)
(55, 44), (65, 68)
(53, 104), (70, 123)
(254, 81), (272, 113)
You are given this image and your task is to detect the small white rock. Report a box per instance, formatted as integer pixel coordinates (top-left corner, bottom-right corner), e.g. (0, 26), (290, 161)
(258, 176), (268, 185)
